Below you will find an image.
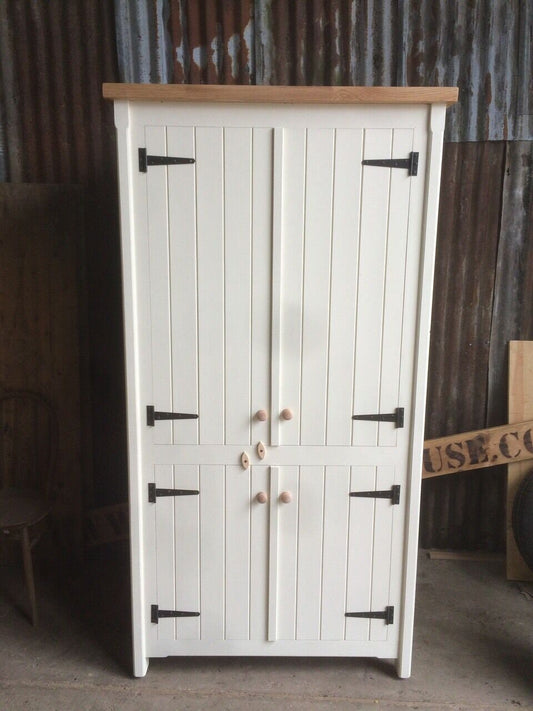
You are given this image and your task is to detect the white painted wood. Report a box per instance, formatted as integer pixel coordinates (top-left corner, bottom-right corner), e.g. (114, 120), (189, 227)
(397, 104), (447, 680)
(326, 130), (362, 446)
(378, 129), (413, 447)
(270, 131), (284, 447)
(111, 94), (450, 678)
(352, 130), (392, 447)
(167, 127), (199, 446)
(145, 126), (173, 446)
(251, 129), (273, 447)
(300, 131), (335, 446)
(225, 465), (250, 639)
(250, 466), (269, 640)
(200, 465), (225, 639)
(276, 466), (299, 639)
(296, 466), (325, 639)
(278, 129), (306, 446)
(154, 465), (176, 641)
(321, 466), (351, 640)
(196, 129), (225, 445)
(369, 466), (395, 642)
(224, 128), (253, 445)
(113, 101), (149, 677)
(173, 465), (200, 640)
(268, 466), (280, 641)
(345, 466), (377, 641)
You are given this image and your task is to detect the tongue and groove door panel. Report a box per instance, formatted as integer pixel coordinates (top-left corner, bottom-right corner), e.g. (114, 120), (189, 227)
(144, 126), (273, 448)
(143, 124), (412, 449)
(149, 464), (397, 648)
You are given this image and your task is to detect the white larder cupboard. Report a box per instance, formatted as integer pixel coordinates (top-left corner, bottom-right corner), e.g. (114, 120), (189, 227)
(104, 84), (457, 678)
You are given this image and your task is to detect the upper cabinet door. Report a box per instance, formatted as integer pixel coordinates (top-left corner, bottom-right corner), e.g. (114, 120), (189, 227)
(278, 127), (416, 447)
(140, 119), (420, 450)
(142, 125), (274, 447)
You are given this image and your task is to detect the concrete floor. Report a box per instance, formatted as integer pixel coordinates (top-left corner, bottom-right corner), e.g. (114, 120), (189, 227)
(0, 544), (532, 711)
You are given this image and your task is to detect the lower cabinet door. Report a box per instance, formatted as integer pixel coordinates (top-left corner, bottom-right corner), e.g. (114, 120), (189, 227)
(148, 464), (399, 651)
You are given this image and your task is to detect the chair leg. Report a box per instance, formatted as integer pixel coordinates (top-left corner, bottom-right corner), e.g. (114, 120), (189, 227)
(21, 527), (38, 626)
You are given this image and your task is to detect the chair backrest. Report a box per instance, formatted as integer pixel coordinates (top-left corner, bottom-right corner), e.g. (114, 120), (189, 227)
(0, 390), (58, 500)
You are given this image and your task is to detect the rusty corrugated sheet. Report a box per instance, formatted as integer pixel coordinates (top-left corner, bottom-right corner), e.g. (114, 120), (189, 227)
(421, 142), (507, 551)
(114, 0), (172, 83)
(487, 142), (533, 426)
(170, 0), (254, 84)
(254, 0), (532, 142)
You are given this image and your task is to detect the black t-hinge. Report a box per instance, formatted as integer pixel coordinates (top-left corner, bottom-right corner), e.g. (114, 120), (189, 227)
(362, 152), (418, 176)
(147, 405), (198, 426)
(352, 407), (404, 428)
(151, 605), (200, 623)
(138, 147), (195, 172)
(345, 606), (394, 625)
(349, 485), (401, 505)
(148, 483), (199, 503)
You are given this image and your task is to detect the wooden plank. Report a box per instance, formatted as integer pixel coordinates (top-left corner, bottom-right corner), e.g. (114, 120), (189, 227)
(352, 129), (392, 446)
(250, 466), (269, 640)
(267, 466), (280, 641)
(174, 465), (200, 640)
(320, 466), (350, 640)
(250, 129), (272, 447)
(200, 465), (225, 639)
(224, 127), (252, 445)
(345, 466), (376, 641)
(507, 341), (533, 581)
(276, 466), (299, 639)
(270, 130), (284, 447)
(300, 129), (335, 445)
(196, 128), (225, 445)
(103, 84), (459, 106)
(146, 126), (173, 446)
(279, 130), (306, 446)
(296, 466), (325, 640)
(154, 465), (175, 641)
(325, 130), (361, 446)
(167, 127), (199, 446)
(422, 419), (533, 479)
(225, 464), (250, 639)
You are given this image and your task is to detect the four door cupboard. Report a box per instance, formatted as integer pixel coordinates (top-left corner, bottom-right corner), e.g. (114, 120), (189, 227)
(104, 84), (458, 678)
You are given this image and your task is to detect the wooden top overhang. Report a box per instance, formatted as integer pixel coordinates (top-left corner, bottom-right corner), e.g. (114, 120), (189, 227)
(103, 84), (458, 106)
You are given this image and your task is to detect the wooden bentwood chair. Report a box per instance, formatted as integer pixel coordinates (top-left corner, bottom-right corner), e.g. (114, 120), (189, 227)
(0, 391), (58, 625)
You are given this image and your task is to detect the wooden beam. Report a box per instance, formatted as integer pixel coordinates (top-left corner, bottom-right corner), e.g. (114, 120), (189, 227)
(422, 419), (533, 479)
(507, 342), (533, 581)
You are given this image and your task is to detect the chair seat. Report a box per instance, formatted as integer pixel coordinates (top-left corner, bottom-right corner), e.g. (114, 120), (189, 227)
(0, 489), (50, 529)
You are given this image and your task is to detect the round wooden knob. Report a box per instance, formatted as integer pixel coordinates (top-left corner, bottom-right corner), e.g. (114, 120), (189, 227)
(256, 491), (268, 504)
(256, 409), (268, 421)
(280, 408), (293, 420)
(279, 491), (292, 504)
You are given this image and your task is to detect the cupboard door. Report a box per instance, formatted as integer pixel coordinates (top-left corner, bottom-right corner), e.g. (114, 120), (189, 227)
(142, 126), (273, 447)
(278, 128), (414, 447)
(271, 466), (397, 643)
(150, 465), (269, 646)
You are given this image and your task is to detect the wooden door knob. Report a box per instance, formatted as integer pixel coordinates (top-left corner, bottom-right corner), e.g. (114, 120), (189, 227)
(279, 491), (292, 504)
(256, 491), (268, 504)
(280, 408), (293, 420)
(256, 409), (268, 421)
(241, 452), (250, 470)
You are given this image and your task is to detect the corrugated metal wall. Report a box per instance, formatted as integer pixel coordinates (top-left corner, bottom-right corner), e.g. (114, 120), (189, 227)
(1, 0), (531, 550)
